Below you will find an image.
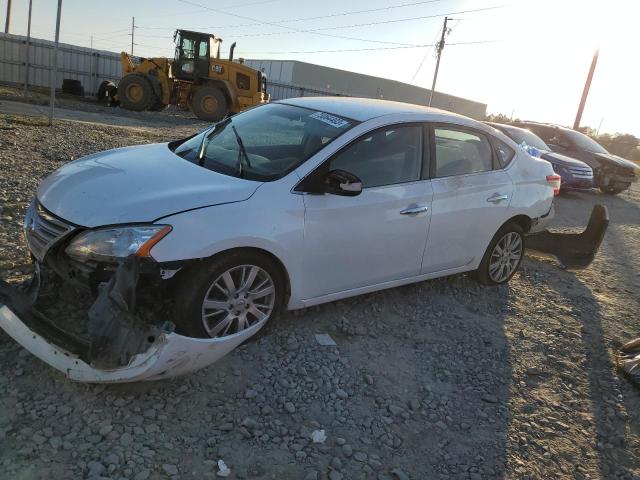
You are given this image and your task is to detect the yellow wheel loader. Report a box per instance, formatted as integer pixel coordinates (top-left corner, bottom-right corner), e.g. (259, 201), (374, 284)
(108, 30), (269, 121)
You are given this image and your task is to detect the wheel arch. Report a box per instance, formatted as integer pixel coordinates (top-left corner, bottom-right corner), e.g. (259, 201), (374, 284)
(174, 246), (292, 306)
(503, 214), (532, 233)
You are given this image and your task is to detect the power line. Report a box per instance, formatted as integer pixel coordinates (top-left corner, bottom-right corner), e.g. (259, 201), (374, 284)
(410, 24), (444, 82)
(129, 39), (497, 56)
(229, 40), (499, 55)
(134, 29), (423, 46)
(138, 0), (447, 30)
(141, 0), (280, 20)
(89, 2), (504, 50)
(172, 1), (503, 47)
(229, 6), (504, 36)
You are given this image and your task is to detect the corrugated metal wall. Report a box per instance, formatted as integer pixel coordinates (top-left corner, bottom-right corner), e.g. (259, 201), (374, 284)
(0, 33), (122, 95)
(246, 59), (487, 119)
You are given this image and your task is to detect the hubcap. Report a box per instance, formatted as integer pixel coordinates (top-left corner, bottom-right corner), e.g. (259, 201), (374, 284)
(201, 265), (275, 338)
(488, 232), (523, 283)
(126, 83), (143, 103)
(202, 96), (218, 113)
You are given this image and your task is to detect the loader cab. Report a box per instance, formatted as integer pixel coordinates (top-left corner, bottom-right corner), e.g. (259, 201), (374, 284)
(173, 30), (221, 81)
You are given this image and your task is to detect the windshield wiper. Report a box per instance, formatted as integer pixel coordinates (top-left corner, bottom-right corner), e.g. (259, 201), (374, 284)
(197, 125), (215, 166)
(231, 124), (252, 178)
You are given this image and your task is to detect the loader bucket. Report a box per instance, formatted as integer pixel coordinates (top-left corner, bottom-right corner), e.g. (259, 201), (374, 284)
(526, 204), (609, 269)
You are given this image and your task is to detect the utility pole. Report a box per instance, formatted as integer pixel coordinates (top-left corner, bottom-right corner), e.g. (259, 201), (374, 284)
(428, 16), (448, 107)
(573, 48), (599, 130)
(24, 0), (32, 93)
(89, 35), (94, 96)
(49, 0), (62, 126)
(4, 0), (11, 33)
(130, 16), (135, 56)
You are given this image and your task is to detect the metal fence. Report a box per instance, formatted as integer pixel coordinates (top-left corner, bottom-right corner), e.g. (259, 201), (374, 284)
(0, 32), (122, 95)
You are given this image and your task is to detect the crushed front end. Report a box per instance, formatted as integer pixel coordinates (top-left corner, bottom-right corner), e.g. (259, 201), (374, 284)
(0, 199), (263, 383)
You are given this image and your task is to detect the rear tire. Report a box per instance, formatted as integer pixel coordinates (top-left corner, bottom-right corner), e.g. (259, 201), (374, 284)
(118, 73), (156, 111)
(472, 223), (525, 286)
(191, 86), (228, 121)
(172, 251), (285, 339)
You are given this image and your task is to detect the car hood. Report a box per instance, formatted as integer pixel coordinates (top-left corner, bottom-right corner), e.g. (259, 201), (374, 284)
(37, 143), (261, 227)
(593, 152), (640, 171)
(540, 151), (591, 168)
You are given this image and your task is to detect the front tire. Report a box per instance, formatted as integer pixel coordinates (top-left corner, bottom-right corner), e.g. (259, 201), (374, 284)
(191, 86), (228, 122)
(172, 251), (285, 338)
(472, 223), (525, 286)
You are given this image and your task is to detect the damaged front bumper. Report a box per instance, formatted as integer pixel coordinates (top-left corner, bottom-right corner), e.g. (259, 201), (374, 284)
(526, 204), (609, 269)
(0, 257), (264, 383)
(0, 305), (261, 383)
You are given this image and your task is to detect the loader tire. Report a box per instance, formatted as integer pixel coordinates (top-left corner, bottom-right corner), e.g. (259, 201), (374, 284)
(145, 74), (167, 111)
(118, 74), (155, 111)
(191, 86), (228, 122)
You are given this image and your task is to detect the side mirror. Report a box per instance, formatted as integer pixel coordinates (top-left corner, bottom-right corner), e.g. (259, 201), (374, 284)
(323, 169), (363, 196)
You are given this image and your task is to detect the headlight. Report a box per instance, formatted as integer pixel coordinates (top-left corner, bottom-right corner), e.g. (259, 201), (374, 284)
(65, 225), (172, 263)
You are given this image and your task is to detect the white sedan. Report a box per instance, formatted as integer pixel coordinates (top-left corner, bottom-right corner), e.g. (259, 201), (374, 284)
(1, 97), (561, 382)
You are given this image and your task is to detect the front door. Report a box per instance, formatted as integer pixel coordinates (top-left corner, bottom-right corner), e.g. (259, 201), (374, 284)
(300, 124), (433, 299)
(423, 125), (514, 273)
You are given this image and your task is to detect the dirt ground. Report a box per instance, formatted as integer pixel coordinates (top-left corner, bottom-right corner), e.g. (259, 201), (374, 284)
(0, 108), (638, 480)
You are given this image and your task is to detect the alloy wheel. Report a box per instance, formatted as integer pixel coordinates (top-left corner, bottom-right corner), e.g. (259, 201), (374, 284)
(488, 232), (523, 283)
(201, 264), (275, 338)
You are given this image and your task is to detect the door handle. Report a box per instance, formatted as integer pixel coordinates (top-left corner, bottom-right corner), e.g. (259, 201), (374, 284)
(400, 206), (429, 215)
(486, 193), (508, 204)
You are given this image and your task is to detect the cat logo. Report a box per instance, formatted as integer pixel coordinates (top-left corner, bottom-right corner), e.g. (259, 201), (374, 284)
(212, 64), (224, 74)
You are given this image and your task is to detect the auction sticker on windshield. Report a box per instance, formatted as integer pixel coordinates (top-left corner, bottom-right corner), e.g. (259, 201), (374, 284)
(309, 111), (350, 128)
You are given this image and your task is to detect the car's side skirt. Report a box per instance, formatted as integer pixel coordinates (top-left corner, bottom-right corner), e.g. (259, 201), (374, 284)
(293, 262), (476, 309)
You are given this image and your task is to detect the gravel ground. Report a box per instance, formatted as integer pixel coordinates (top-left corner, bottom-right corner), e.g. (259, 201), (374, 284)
(0, 112), (639, 480)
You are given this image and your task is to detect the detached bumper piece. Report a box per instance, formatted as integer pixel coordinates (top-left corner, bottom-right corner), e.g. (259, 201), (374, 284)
(0, 258), (263, 383)
(526, 204), (609, 269)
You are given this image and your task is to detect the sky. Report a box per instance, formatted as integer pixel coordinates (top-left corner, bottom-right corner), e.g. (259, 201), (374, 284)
(2, 0), (639, 136)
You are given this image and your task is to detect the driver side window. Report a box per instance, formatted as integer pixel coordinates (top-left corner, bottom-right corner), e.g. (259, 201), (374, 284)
(329, 125), (423, 188)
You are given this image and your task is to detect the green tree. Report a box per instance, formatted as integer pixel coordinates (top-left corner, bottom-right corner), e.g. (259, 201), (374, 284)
(579, 128), (639, 160)
(484, 113), (512, 124)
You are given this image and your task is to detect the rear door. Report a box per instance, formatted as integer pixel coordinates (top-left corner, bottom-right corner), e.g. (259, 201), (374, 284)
(422, 125), (514, 274)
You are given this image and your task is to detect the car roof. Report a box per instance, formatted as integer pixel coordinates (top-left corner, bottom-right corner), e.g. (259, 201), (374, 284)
(276, 96), (474, 124)
(485, 122), (530, 134)
(514, 120), (568, 131)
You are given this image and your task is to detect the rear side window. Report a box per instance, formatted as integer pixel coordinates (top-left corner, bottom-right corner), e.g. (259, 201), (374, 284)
(494, 139), (515, 168)
(434, 128), (493, 177)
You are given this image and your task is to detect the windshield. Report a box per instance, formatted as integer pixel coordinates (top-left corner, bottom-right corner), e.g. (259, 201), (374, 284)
(172, 103), (356, 181)
(501, 126), (550, 151)
(563, 129), (608, 154)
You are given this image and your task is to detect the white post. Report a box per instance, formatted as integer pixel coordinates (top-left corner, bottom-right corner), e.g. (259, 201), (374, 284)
(24, 0), (32, 93)
(89, 35), (94, 96)
(49, 0), (63, 126)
